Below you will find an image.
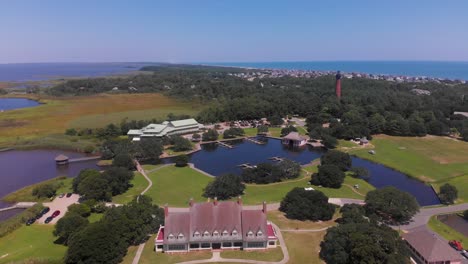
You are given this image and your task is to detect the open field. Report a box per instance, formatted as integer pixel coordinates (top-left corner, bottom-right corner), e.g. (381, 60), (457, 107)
(428, 214), (467, 248)
(220, 247), (283, 261)
(283, 231), (326, 264)
(0, 93), (201, 147)
(0, 225), (66, 264)
(112, 172), (148, 204)
(2, 177), (73, 203)
(267, 210), (339, 230)
(432, 175), (468, 203)
(145, 165), (213, 207)
(348, 135), (468, 182)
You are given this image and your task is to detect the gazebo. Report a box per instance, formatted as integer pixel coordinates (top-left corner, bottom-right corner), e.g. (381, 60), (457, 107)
(55, 154), (69, 165)
(281, 132), (307, 147)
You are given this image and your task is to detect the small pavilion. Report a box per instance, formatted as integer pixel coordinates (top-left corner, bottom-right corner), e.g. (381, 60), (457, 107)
(55, 154), (69, 165)
(281, 132), (307, 147)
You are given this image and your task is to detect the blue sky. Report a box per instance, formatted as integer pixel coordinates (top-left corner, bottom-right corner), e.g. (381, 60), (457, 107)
(1, 0), (467, 63)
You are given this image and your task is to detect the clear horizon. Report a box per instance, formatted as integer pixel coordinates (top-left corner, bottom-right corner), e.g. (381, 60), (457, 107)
(1, 0), (467, 63)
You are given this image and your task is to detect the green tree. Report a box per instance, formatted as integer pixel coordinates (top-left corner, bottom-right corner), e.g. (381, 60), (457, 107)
(461, 128), (468, 142)
(65, 128), (77, 136)
(350, 167), (370, 179)
(279, 188), (335, 221)
(322, 134), (338, 149)
(103, 167), (135, 196)
(54, 212), (89, 245)
(463, 210), (468, 220)
(204, 174), (245, 200)
(68, 203), (91, 217)
(112, 153), (134, 170)
(202, 129), (219, 141)
(32, 183), (57, 198)
(174, 154), (189, 167)
(365, 187), (420, 224)
(312, 164), (345, 188)
(77, 173), (112, 201)
(439, 183), (458, 204)
(280, 125), (298, 137)
(320, 150), (352, 171)
(171, 136), (193, 151)
(135, 138), (163, 161)
(268, 115), (283, 126)
(73, 169), (101, 193)
(257, 125), (269, 134)
(276, 159), (301, 179)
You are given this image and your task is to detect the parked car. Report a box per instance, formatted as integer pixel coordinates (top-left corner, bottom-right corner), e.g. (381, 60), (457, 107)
(66, 193), (73, 198)
(44, 216), (53, 224)
(449, 240), (463, 251)
(461, 250), (468, 259)
(39, 207), (50, 216)
(51, 210), (60, 218)
(26, 217), (36, 226)
(59, 193), (65, 198)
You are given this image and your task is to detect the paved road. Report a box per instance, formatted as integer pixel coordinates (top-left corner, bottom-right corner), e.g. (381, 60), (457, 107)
(401, 203), (468, 230)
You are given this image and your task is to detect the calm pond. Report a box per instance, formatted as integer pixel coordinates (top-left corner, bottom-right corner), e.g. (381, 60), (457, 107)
(170, 138), (440, 206)
(0, 98), (40, 111)
(0, 150), (99, 210)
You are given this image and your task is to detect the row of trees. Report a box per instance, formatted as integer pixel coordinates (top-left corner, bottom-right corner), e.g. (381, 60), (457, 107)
(241, 159), (302, 184)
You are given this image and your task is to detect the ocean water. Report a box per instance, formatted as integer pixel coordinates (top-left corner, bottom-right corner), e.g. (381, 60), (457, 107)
(0, 62), (155, 82)
(204, 61), (468, 80)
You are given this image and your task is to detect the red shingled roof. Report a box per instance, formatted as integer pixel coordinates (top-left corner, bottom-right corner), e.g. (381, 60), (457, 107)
(241, 210), (267, 242)
(164, 212), (190, 243)
(156, 227), (164, 242)
(266, 223), (277, 239)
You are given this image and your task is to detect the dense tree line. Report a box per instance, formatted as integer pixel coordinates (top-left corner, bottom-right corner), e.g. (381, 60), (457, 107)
(50, 65), (468, 142)
(241, 159), (301, 184)
(320, 204), (410, 264)
(311, 150), (353, 188)
(204, 174), (245, 200)
(65, 195), (164, 264)
(279, 187), (336, 221)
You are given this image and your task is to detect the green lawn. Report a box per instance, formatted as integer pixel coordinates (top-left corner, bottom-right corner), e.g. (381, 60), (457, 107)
(432, 175), (468, 203)
(220, 247), (283, 261)
(145, 165), (213, 207)
(112, 172), (149, 204)
(428, 214), (467, 248)
(0, 225), (66, 264)
(283, 231), (326, 264)
(349, 135), (468, 182)
(88, 213), (104, 223)
(2, 177), (73, 203)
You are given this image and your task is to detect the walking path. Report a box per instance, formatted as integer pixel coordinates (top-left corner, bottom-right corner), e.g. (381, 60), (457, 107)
(400, 202), (468, 230)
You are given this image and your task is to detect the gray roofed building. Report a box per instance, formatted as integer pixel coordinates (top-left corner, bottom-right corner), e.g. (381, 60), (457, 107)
(282, 132), (308, 147)
(155, 199), (278, 253)
(127, 118), (203, 140)
(402, 227), (463, 264)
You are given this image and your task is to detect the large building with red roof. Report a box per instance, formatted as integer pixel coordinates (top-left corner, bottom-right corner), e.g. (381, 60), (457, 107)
(155, 198), (278, 252)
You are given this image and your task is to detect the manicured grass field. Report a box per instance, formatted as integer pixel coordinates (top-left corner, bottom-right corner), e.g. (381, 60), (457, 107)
(428, 214), (467, 248)
(267, 210), (340, 230)
(0, 93), (201, 147)
(349, 135), (468, 182)
(0, 225), (66, 264)
(2, 177), (73, 203)
(145, 165), (213, 207)
(220, 247), (283, 261)
(283, 231), (326, 264)
(112, 172), (149, 204)
(432, 175), (468, 203)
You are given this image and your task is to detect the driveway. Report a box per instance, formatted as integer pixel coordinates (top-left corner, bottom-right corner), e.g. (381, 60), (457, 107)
(401, 203), (468, 230)
(36, 194), (80, 224)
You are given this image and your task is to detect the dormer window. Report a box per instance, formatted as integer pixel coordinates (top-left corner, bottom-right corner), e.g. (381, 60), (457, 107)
(247, 230), (254, 237)
(222, 230), (229, 236)
(213, 230), (219, 237)
(168, 233), (174, 239)
(203, 231), (210, 237)
(257, 230), (263, 236)
(194, 231), (200, 237)
(178, 233), (184, 239)
(232, 229), (238, 236)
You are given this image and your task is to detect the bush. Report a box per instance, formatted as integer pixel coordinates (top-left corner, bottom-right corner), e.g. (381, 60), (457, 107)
(280, 125), (297, 137)
(112, 153), (134, 170)
(322, 135), (338, 149)
(83, 145), (95, 154)
(223, 128), (245, 139)
(311, 164), (345, 188)
(54, 212), (89, 245)
(279, 187), (335, 221)
(202, 129), (219, 141)
(350, 167), (370, 179)
(463, 210), (468, 220)
(32, 183), (57, 198)
(439, 183), (458, 204)
(171, 136), (193, 151)
(204, 174), (245, 200)
(65, 128), (77, 136)
(68, 203), (92, 217)
(257, 125), (269, 134)
(241, 159), (301, 184)
(174, 154), (189, 167)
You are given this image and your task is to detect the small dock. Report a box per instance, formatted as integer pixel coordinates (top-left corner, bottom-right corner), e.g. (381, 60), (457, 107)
(245, 137), (266, 145)
(216, 141), (234, 149)
(55, 154), (101, 165)
(0, 202), (37, 212)
(268, 156), (284, 162)
(307, 142), (324, 148)
(237, 163), (255, 169)
(68, 156), (101, 163)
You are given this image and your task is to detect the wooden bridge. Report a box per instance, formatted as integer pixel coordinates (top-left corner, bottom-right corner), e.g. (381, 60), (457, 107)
(216, 141), (234, 149)
(68, 156), (101, 163)
(245, 137), (266, 145)
(0, 202), (37, 212)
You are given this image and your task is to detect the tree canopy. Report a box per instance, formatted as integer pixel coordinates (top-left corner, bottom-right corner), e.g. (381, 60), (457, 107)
(279, 187), (335, 221)
(204, 174), (245, 200)
(438, 183), (458, 204)
(320, 150), (352, 171)
(241, 159), (301, 184)
(311, 164), (346, 188)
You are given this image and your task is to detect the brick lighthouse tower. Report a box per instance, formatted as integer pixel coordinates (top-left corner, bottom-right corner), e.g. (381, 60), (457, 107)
(335, 71), (342, 99)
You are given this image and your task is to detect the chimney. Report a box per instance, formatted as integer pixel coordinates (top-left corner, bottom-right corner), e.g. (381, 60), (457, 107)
(189, 198), (194, 207)
(237, 196), (242, 205)
(164, 204), (169, 217)
(214, 197), (218, 206)
(262, 201), (267, 214)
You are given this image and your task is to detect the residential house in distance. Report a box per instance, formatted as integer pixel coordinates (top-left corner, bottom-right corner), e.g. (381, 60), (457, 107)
(155, 198), (278, 253)
(281, 132), (307, 147)
(127, 118), (203, 141)
(402, 227), (463, 264)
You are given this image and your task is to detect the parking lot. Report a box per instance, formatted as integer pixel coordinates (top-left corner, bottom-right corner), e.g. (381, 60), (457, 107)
(36, 194), (80, 224)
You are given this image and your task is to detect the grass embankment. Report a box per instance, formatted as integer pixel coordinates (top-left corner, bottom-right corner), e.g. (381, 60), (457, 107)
(220, 247), (283, 262)
(0, 93), (201, 148)
(267, 210), (340, 230)
(112, 171), (150, 204)
(283, 231), (326, 264)
(432, 175), (468, 203)
(0, 204), (44, 238)
(2, 177), (73, 203)
(0, 225), (66, 264)
(428, 215), (467, 248)
(348, 135), (468, 183)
